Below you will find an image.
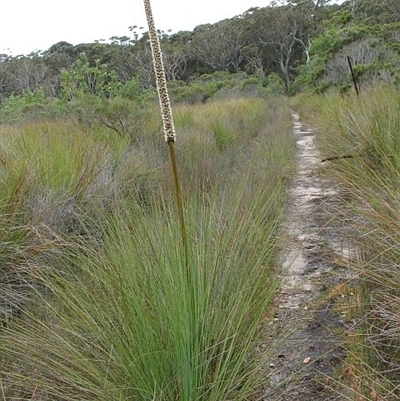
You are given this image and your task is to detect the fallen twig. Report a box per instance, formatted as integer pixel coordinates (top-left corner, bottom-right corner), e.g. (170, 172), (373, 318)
(321, 153), (360, 162)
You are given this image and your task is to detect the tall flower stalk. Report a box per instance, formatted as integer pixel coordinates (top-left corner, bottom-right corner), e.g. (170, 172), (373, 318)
(143, 0), (188, 270)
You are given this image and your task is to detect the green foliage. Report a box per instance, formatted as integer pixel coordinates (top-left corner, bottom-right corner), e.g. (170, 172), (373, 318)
(116, 76), (142, 100)
(55, 52), (149, 140)
(262, 73), (286, 95)
(294, 22), (400, 93)
(1, 187), (282, 400)
(61, 53), (122, 100)
(304, 86), (400, 398)
(2, 1), (400, 101)
(211, 120), (232, 151)
(0, 54), (145, 128)
(239, 76), (269, 97)
(169, 72), (240, 104)
(194, 71), (247, 84)
(311, 27), (342, 58)
(92, 96), (150, 138)
(0, 89), (46, 122)
(0, 97), (295, 400)
(0, 151), (36, 280)
(169, 72), (267, 104)
(169, 80), (223, 104)
(2, 89), (45, 109)
(338, 10), (352, 25)
(175, 97), (294, 196)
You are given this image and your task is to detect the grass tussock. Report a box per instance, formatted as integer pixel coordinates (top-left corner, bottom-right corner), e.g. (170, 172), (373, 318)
(301, 86), (400, 400)
(176, 97), (293, 194)
(0, 95), (295, 400)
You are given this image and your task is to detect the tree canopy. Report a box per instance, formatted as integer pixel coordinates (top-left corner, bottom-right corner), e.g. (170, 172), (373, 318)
(1, 0), (399, 102)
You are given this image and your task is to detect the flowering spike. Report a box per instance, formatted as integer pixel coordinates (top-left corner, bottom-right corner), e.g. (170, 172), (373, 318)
(143, 0), (176, 143)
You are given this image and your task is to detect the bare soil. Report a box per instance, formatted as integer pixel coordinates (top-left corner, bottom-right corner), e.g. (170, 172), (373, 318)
(260, 113), (355, 401)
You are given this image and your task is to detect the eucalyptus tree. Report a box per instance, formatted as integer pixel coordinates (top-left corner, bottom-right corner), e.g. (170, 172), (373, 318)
(245, 4), (314, 90)
(191, 18), (246, 72)
(0, 54), (48, 95)
(351, 0), (400, 23)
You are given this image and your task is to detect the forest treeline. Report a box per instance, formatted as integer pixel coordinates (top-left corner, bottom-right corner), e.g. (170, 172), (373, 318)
(1, 0), (400, 103)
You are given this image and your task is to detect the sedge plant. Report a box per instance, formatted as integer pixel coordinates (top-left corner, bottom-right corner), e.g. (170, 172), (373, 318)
(0, 99), (295, 400)
(0, 98), (295, 399)
(304, 87), (400, 399)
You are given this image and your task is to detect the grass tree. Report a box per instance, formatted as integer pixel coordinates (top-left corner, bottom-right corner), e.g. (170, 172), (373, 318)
(143, 0), (188, 269)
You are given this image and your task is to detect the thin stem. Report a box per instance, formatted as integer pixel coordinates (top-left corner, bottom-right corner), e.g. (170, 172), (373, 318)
(143, 0), (188, 273)
(168, 141), (189, 271)
(347, 55), (360, 96)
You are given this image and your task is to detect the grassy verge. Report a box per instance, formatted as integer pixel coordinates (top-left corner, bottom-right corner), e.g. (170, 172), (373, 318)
(297, 87), (400, 400)
(0, 96), (295, 400)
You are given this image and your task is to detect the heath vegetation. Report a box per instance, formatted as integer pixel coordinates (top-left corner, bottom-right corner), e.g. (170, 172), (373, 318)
(0, 66), (295, 401)
(2, 0), (400, 400)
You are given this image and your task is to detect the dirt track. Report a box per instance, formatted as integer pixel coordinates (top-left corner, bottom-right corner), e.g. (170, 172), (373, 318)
(262, 113), (354, 401)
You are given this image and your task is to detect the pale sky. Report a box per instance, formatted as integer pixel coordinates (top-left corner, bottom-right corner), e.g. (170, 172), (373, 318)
(0, 0), (279, 55)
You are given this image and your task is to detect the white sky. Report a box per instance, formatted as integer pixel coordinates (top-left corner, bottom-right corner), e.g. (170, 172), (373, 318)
(0, 0), (278, 55)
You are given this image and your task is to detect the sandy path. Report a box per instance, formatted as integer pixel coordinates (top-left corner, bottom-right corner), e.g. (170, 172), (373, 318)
(262, 113), (352, 401)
